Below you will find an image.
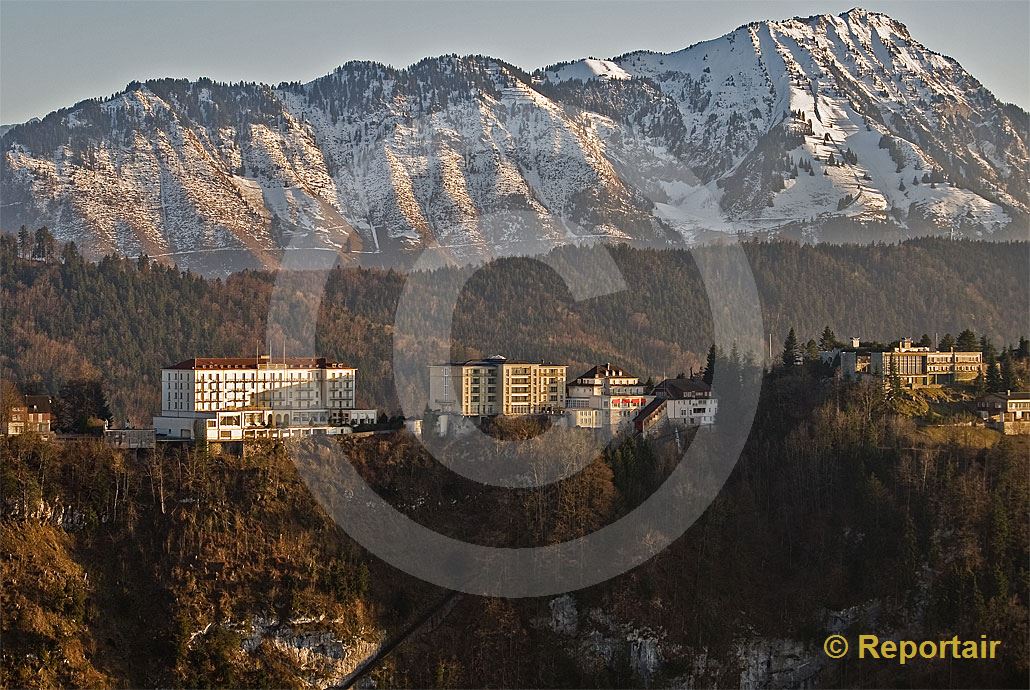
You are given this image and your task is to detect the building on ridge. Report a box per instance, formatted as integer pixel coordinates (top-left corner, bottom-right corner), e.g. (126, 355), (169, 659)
(564, 363), (653, 433)
(153, 355), (377, 441)
(428, 355), (567, 417)
(4, 394), (53, 437)
(977, 391), (1030, 435)
(869, 337), (983, 388)
(634, 377), (717, 436)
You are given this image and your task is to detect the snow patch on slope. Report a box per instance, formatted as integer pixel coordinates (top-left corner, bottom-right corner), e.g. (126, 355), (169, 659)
(542, 59), (632, 83)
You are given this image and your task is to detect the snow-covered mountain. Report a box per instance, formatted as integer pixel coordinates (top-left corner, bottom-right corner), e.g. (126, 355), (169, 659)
(2, 8), (1027, 273)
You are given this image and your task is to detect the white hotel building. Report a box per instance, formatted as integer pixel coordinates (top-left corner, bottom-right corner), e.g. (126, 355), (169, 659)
(564, 364), (654, 433)
(153, 356), (377, 442)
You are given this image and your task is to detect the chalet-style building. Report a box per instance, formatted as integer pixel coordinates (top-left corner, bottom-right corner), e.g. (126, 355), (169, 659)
(5, 394), (53, 437)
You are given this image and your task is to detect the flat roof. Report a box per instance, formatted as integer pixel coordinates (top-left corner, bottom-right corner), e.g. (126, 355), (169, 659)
(165, 356), (353, 370)
(437, 358), (566, 367)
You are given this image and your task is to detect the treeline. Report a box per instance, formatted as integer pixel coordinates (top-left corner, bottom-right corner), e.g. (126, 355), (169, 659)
(0, 233), (1027, 423)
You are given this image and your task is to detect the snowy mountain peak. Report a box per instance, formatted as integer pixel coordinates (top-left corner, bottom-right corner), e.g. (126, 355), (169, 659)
(2, 10), (1026, 274)
(539, 58), (632, 83)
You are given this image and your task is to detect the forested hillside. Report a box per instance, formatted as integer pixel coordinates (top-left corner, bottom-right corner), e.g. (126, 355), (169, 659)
(0, 234), (1027, 423)
(2, 371), (1026, 687)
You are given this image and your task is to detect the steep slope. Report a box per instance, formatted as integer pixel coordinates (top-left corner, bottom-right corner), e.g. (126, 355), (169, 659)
(544, 8), (1028, 237)
(1, 59), (669, 273)
(1, 79), (365, 273)
(273, 56), (668, 262)
(2, 9), (1027, 274)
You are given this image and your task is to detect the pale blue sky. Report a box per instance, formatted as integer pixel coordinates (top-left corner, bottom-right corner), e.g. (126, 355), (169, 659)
(1, 1), (1027, 124)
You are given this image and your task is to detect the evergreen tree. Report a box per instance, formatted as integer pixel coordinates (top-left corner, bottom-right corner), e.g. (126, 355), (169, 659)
(32, 226), (55, 262)
(804, 339), (819, 360)
(819, 325), (839, 350)
(981, 337), (999, 392)
(17, 226), (30, 259)
(986, 358), (1002, 392)
(782, 328), (800, 367)
(916, 333), (933, 348)
(1017, 337), (1030, 359)
(55, 378), (113, 434)
(888, 356), (904, 400)
(973, 370), (987, 395)
(939, 333), (956, 350)
(60, 241), (81, 266)
(999, 350), (1016, 391)
(956, 329), (978, 352)
(702, 344), (717, 385)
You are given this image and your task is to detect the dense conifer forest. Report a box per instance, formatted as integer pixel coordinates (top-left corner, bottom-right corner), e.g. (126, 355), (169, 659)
(0, 234), (1026, 424)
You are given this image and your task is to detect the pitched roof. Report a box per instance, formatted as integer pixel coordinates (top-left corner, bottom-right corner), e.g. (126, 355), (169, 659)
(24, 394), (53, 413)
(574, 363), (635, 380)
(633, 397), (666, 424)
(653, 377), (712, 398)
(982, 391), (1030, 402)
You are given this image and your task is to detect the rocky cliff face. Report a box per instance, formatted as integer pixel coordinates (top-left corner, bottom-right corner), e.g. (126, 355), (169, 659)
(2, 9), (1027, 273)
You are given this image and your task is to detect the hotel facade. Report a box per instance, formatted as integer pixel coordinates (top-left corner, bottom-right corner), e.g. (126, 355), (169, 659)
(869, 338), (983, 388)
(564, 364), (654, 433)
(153, 356), (377, 441)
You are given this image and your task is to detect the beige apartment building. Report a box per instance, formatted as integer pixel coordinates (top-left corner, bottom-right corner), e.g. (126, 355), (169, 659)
(869, 338), (983, 388)
(428, 355), (567, 417)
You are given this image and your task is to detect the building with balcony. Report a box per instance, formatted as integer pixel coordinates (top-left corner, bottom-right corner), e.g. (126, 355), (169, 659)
(153, 355), (377, 441)
(428, 355), (567, 417)
(564, 364), (653, 433)
(652, 378), (718, 426)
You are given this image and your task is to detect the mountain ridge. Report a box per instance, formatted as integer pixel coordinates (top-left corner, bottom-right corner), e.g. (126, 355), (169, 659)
(3, 8), (1027, 274)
